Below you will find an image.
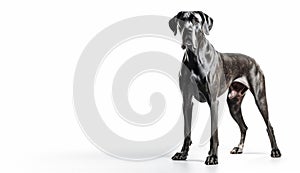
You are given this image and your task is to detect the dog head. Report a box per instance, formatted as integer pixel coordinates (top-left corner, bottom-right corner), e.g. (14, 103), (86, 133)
(169, 11), (213, 50)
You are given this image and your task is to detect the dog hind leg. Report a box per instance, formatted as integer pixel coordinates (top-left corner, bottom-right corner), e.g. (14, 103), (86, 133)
(248, 70), (281, 158)
(227, 82), (248, 154)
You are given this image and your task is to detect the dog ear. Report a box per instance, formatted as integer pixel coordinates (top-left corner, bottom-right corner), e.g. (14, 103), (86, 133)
(169, 16), (178, 36)
(195, 11), (213, 35)
(169, 12), (185, 35)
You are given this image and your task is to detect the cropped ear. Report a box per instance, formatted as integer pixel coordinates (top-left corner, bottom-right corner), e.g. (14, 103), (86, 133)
(195, 11), (214, 35)
(169, 16), (178, 36)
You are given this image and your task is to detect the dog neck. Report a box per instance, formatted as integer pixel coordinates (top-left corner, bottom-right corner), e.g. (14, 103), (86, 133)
(187, 33), (218, 77)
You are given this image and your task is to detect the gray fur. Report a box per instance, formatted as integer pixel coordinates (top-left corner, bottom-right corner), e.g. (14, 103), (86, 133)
(169, 11), (281, 165)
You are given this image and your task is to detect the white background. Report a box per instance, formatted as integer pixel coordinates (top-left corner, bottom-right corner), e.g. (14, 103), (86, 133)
(1, 0), (300, 172)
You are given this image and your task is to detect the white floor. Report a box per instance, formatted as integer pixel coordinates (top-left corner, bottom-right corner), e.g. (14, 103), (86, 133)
(6, 144), (296, 173)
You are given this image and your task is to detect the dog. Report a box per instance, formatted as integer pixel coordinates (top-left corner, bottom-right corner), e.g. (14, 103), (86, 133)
(169, 11), (281, 165)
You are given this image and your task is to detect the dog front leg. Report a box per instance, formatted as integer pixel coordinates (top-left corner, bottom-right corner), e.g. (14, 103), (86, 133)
(205, 100), (219, 165)
(172, 94), (193, 160)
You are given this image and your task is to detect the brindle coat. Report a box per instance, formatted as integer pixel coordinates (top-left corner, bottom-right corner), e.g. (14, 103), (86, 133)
(169, 11), (281, 165)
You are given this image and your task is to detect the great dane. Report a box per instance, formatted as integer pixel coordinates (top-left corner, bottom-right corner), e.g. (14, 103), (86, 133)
(169, 11), (281, 165)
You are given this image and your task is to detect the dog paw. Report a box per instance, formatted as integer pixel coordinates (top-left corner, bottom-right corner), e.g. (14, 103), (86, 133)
(271, 148), (281, 158)
(205, 155), (218, 165)
(172, 152), (187, 160)
(230, 147), (243, 154)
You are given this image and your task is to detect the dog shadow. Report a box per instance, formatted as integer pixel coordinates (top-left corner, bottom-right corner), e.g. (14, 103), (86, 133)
(186, 159), (205, 162)
(242, 152), (268, 155)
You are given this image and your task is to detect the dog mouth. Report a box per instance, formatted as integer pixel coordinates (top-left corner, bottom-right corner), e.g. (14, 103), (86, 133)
(181, 35), (193, 49)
